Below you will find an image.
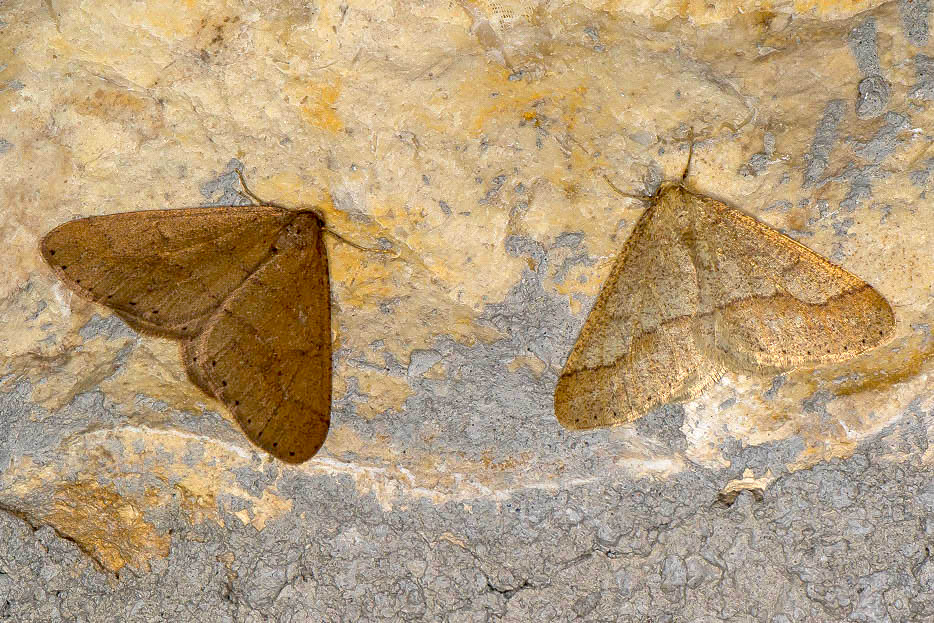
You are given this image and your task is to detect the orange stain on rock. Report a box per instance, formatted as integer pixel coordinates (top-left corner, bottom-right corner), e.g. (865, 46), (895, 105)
(291, 78), (344, 132)
(50, 480), (170, 572)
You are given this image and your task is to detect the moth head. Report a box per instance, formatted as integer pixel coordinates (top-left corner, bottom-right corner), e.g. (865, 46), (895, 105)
(653, 181), (687, 201)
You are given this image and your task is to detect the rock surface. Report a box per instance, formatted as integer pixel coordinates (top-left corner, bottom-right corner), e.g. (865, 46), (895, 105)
(1, 0), (932, 620)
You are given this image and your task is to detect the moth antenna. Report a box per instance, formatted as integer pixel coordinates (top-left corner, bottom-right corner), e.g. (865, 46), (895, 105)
(234, 169), (288, 209)
(602, 174), (651, 204)
(681, 128), (695, 183)
(322, 228), (399, 258)
(233, 169), (399, 258)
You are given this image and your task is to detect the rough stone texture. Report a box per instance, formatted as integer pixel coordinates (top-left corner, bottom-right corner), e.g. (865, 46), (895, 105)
(1, 0), (933, 621)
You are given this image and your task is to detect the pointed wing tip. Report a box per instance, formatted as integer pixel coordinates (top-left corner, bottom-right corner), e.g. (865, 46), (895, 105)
(833, 283), (897, 358)
(235, 412), (330, 465)
(554, 370), (639, 431)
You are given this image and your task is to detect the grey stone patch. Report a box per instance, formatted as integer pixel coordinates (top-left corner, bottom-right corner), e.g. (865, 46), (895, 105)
(802, 100), (846, 187)
(899, 0), (930, 46)
(632, 404), (686, 451)
(764, 131), (776, 155)
(134, 395), (169, 412)
(219, 494), (252, 518)
(331, 375), (368, 415)
(739, 151), (771, 177)
(0, 510), (111, 620)
(346, 346), (406, 377)
(739, 131), (776, 176)
(406, 349), (442, 377)
(438, 199), (452, 214)
(763, 374), (786, 399)
(342, 260), (587, 464)
(231, 466), (275, 498)
(377, 296), (402, 315)
(199, 158), (251, 206)
(553, 231), (584, 249)
(832, 216), (855, 237)
(853, 112), (909, 163)
(1, 384), (130, 468)
(571, 590), (602, 617)
(840, 168), (874, 212)
(507, 199), (528, 223)
(801, 388), (835, 418)
(861, 399), (929, 460)
(850, 571), (893, 622)
(813, 160), (889, 215)
(920, 482), (934, 512)
(765, 199), (792, 212)
(372, 236), (392, 251)
(875, 201), (893, 223)
(503, 234), (545, 266)
(77, 313), (137, 342)
(848, 18), (890, 118)
(848, 18), (883, 76)
(0, 453), (921, 620)
(816, 465), (859, 509)
(110, 343), (135, 373)
(180, 440), (205, 466)
(0, 382), (39, 469)
(0, 138), (12, 154)
(167, 402), (242, 449)
(478, 173), (508, 204)
(909, 157), (934, 186)
(552, 252), (595, 285)
(26, 299), (46, 322)
(660, 554), (687, 592)
(718, 435), (804, 476)
(909, 54), (934, 100)
(855, 75), (891, 119)
(629, 130), (654, 146)
(920, 558), (934, 591)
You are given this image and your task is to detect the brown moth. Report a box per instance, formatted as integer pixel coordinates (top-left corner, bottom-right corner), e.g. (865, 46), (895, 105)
(40, 185), (332, 463)
(555, 168), (896, 430)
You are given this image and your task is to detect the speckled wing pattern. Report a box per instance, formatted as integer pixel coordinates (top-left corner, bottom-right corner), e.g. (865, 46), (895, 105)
(41, 207), (332, 463)
(555, 185), (895, 430)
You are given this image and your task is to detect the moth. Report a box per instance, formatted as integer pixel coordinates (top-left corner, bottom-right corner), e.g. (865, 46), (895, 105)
(555, 173), (896, 430)
(40, 178), (332, 463)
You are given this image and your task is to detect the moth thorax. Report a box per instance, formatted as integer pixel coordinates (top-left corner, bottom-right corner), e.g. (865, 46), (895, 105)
(278, 212), (322, 249)
(654, 186), (693, 232)
(654, 182), (685, 200)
